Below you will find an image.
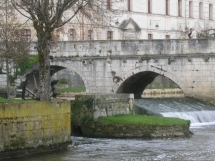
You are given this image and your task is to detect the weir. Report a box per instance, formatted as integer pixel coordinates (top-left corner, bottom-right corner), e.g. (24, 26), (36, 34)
(134, 97), (215, 126)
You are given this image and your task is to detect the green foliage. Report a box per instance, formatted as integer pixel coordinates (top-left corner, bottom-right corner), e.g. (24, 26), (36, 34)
(81, 115), (95, 126)
(83, 97), (94, 109)
(145, 54), (151, 63)
(10, 55), (39, 84)
(108, 50), (112, 53)
(18, 55), (39, 75)
(168, 58), (172, 65)
(98, 114), (189, 125)
(56, 87), (86, 93)
(57, 78), (68, 84)
(0, 97), (37, 103)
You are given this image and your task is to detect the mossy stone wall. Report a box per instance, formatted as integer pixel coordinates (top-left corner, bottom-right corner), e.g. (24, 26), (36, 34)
(0, 101), (71, 159)
(82, 121), (191, 138)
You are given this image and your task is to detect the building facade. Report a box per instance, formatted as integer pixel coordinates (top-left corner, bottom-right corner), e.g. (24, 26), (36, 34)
(16, 0), (215, 41)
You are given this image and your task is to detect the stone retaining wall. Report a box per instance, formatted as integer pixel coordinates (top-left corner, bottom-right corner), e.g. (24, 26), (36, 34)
(0, 101), (72, 159)
(82, 122), (191, 139)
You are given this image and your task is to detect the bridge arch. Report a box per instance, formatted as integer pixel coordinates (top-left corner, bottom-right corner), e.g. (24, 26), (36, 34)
(51, 63), (90, 93)
(114, 66), (187, 98)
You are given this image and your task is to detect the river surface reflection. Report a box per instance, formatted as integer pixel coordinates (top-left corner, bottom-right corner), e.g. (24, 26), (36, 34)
(10, 125), (215, 161)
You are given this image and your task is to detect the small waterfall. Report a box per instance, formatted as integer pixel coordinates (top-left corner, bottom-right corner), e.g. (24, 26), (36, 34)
(162, 111), (215, 126)
(134, 97), (215, 126)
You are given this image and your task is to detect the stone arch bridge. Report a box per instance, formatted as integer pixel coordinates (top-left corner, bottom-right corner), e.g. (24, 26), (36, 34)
(46, 39), (215, 100)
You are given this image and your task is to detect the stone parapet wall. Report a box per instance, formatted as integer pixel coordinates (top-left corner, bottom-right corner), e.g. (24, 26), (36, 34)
(37, 39), (215, 57)
(0, 101), (71, 159)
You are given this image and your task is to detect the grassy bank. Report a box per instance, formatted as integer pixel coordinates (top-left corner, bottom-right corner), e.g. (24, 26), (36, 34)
(0, 97), (36, 103)
(81, 114), (191, 138)
(97, 114), (190, 126)
(56, 87), (86, 93)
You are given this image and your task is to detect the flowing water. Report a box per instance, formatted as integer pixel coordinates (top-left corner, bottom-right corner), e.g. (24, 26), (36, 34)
(5, 97), (215, 161)
(135, 97), (215, 127)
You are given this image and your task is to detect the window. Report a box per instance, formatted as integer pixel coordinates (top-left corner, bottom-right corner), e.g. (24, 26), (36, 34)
(199, 2), (203, 19)
(107, 31), (113, 40)
(148, 0), (151, 13)
(209, 4), (213, 20)
(20, 29), (31, 41)
(166, 0), (170, 15)
(88, 30), (93, 40)
(178, 0), (182, 17)
(128, 0), (131, 12)
(69, 29), (75, 41)
(20, 0), (27, 6)
(189, 1), (193, 18)
(107, 0), (111, 10)
(88, 0), (93, 8)
(166, 35), (170, 39)
(148, 34), (153, 39)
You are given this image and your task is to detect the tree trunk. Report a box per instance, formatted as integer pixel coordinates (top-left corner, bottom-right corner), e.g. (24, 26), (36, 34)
(37, 32), (51, 101)
(6, 59), (10, 101)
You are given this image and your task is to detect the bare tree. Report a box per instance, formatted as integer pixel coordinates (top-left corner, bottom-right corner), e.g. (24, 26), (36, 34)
(0, 0), (30, 100)
(196, 23), (215, 38)
(11, 0), (120, 101)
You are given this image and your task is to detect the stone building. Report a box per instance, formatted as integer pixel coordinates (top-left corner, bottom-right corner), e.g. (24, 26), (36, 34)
(16, 0), (215, 41)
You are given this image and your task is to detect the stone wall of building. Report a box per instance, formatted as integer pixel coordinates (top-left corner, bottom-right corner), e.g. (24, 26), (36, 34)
(15, 0), (215, 41)
(0, 101), (71, 159)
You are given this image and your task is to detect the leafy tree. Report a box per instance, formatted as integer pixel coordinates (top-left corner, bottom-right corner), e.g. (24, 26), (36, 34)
(0, 0), (30, 99)
(58, 78), (68, 85)
(10, 55), (39, 84)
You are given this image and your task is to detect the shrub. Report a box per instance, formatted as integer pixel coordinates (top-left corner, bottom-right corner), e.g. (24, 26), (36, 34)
(57, 78), (68, 84)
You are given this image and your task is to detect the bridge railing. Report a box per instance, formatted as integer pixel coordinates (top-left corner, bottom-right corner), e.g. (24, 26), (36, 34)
(30, 39), (215, 57)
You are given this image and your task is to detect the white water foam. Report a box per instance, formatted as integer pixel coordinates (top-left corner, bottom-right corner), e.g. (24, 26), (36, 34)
(161, 111), (215, 127)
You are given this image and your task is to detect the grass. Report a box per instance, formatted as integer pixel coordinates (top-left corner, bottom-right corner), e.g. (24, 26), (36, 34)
(0, 97), (37, 103)
(98, 114), (189, 126)
(56, 87), (86, 93)
(146, 87), (180, 89)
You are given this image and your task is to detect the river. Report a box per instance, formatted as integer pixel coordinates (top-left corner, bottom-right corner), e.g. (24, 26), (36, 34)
(5, 98), (215, 161)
